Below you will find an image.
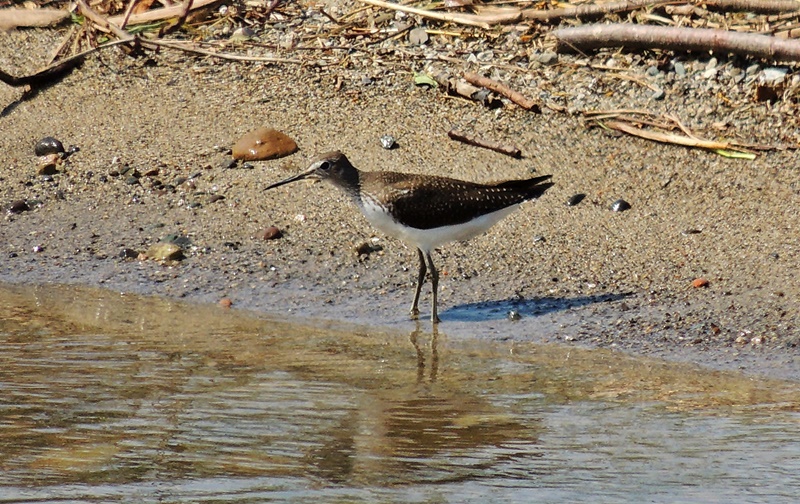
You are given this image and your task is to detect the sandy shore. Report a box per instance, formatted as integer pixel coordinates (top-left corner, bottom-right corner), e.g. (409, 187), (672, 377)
(1, 23), (799, 380)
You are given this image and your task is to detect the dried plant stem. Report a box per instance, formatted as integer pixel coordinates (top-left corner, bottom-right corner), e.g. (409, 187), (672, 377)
(356, 0), (517, 29)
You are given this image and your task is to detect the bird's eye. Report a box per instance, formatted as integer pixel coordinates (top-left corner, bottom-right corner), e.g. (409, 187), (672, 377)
(318, 161), (331, 171)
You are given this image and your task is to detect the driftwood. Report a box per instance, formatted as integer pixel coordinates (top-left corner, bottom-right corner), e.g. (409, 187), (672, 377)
(463, 72), (540, 112)
(447, 129), (522, 158)
(358, 0), (800, 28)
(523, 0), (800, 22)
(554, 24), (800, 62)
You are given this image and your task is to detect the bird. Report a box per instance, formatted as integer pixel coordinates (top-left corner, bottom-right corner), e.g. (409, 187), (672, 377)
(265, 151), (553, 323)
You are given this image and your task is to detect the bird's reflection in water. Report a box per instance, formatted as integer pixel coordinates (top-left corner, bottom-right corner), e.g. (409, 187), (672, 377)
(307, 324), (536, 486)
(410, 322), (438, 385)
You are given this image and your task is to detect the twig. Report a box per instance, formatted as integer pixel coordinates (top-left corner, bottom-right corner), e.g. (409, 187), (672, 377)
(554, 24), (800, 62)
(356, 0), (518, 29)
(463, 72), (541, 112)
(447, 129), (522, 158)
(601, 119), (754, 156)
(119, 0), (142, 30)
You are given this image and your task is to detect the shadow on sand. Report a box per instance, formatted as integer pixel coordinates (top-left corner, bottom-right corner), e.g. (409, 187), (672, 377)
(440, 292), (634, 322)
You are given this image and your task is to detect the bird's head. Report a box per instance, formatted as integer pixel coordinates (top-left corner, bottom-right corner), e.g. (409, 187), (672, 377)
(265, 151), (357, 191)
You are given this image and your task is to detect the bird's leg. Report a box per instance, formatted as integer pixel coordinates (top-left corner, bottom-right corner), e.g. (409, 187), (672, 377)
(410, 248), (426, 318)
(425, 251), (441, 324)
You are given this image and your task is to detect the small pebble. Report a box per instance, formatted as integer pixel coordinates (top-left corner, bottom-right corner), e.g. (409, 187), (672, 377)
(507, 310), (521, 321)
(567, 193), (585, 206)
(219, 298), (233, 309)
(380, 135), (397, 150)
(651, 88), (666, 101)
(34, 137), (65, 157)
(119, 248), (140, 259)
(257, 226), (282, 240)
(610, 199), (631, 212)
(219, 157), (238, 169)
(673, 61), (686, 77)
(408, 26), (428, 45)
(692, 278), (709, 288)
(355, 241), (383, 255)
(537, 51), (558, 65)
(7, 200), (30, 214)
(207, 194), (225, 204)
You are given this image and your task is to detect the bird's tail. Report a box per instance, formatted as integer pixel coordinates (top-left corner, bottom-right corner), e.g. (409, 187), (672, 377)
(496, 175), (554, 200)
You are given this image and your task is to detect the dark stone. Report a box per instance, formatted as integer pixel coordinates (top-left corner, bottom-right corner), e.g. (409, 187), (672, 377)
(611, 199), (631, 212)
(8, 200), (30, 213)
(34, 137), (65, 156)
(567, 193), (586, 206)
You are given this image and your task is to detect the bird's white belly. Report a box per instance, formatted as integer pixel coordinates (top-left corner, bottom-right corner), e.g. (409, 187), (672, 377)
(359, 199), (519, 253)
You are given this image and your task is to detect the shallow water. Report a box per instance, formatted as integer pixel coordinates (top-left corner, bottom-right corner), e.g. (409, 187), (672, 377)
(1, 284), (799, 503)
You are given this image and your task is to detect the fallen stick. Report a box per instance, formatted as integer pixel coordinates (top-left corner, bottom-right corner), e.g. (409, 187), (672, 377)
(355, 0), (519, 29)
(524, 0), (800, 22)
(463, 72), (541, 112)
(554, 24), (800, 62)
(447, 129), (522, 158)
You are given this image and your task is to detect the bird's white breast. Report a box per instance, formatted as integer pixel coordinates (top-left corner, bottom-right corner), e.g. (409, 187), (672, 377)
(359, 196), (519, 253)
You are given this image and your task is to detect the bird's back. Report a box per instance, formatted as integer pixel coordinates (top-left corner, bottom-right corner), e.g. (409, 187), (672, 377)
(357, 171), (553, 230)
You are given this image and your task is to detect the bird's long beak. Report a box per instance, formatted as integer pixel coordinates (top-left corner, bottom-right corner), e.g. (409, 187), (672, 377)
(265, 167), (318, 191)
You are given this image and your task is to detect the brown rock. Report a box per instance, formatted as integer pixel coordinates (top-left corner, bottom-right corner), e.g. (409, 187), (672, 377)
(219, 298), (233, 309)
(256, 226), (282, 240)
(232, 127), (298, 161)
(692, 278), (709, 288)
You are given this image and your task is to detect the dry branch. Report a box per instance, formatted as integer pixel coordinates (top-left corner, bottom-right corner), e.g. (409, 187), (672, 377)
(554, 24), (800, 62)
(447, 129), (522, 158)
(518, 0), (800, 23)
(355, 0), (519, 29)
(463, 72), (541, 112)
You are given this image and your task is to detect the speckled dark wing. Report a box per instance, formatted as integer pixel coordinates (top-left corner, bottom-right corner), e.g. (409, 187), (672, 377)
(361, 172), (553, 230)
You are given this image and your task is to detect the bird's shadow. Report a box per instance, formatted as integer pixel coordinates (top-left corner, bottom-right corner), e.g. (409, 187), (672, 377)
(441, 292), (634, 322)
